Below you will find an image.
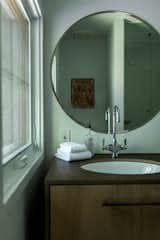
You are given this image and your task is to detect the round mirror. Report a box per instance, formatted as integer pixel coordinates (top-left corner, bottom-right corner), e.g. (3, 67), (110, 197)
(51, 11), (160, 133)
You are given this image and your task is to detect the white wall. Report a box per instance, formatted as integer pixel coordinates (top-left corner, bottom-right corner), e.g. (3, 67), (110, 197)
(42, 0), (160, 158)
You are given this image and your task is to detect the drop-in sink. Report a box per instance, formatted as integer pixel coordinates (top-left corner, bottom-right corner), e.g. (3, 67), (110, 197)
(81, 159), (160, 175)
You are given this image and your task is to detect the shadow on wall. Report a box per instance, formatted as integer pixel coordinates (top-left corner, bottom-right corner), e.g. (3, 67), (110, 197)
(24, 165), (46, 240)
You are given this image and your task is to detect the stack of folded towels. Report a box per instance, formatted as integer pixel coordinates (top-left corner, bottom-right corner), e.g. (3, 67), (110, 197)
(55, 142), (92, 161)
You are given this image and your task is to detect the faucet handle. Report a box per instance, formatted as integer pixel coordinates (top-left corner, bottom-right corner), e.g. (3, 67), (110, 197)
(124, 138), (127, 147)
(102, 138), (105, 148)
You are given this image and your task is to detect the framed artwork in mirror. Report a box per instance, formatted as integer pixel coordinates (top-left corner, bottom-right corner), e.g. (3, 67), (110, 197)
(71, 79), (94, 108)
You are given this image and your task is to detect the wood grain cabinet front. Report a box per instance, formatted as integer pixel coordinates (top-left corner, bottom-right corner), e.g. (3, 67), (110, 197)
(50, 185), (160, 240)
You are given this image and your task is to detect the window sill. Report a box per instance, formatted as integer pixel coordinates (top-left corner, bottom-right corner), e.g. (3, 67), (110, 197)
(2, 147), (44, 204)
(2, 143), (32, 165)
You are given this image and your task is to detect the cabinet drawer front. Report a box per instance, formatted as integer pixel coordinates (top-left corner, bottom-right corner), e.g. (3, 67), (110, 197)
(50, 185), (160, 240)
(51, 185), (160, 205)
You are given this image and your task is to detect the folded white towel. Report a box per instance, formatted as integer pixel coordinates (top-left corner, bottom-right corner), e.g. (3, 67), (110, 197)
(55, 150), (92, 161)
(57, 147), (86, 155)
(60, 142), (87, 153)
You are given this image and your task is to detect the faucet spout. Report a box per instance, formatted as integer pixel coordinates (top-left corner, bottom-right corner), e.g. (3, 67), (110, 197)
(103, 105), (127, 158)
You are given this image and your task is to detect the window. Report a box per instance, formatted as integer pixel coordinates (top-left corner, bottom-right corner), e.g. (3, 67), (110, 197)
(0, 0), (43, 203)
(1, 0), (31, 164)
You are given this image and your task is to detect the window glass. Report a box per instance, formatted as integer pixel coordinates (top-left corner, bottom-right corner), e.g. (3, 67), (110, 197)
(1, 0), (31, 164)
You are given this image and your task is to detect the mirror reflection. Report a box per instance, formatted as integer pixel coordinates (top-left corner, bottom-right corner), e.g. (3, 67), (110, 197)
(51, 12), (160, 133)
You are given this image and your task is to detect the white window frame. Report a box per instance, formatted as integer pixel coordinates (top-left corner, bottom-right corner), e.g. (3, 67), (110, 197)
(1, 0), (32, 165)
(0, 0), (44, 205)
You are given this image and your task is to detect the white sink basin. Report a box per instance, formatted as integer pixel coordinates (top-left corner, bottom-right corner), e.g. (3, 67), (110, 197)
(81, 160), (160, 175)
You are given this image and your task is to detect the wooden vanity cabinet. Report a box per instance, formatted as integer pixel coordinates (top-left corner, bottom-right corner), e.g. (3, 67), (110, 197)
(50, 184), (160, 240)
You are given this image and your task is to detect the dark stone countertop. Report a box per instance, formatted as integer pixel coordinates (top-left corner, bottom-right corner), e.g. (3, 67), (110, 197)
(45, 154), (160, 185)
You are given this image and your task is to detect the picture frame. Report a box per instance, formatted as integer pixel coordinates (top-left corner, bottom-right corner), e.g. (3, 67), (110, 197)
(71, 78), (94, 108)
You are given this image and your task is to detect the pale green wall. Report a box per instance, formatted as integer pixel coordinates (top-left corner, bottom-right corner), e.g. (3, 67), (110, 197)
(0, 163), (45, 240)
(57, 36), (108, 132)
(42, 0), (160, 158)
(125, 22), (160, 130)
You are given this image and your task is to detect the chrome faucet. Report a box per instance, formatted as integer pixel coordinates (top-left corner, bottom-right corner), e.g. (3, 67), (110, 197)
(103, 105), (127, 158)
